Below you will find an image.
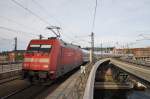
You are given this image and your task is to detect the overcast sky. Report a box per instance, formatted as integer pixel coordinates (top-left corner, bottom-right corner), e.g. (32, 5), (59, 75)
(0, 0), (150, 51)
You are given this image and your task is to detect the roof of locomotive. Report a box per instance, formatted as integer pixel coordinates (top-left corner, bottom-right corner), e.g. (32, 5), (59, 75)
(29, 37), (81, 49)
(59, 39), (81, 49)
(49, 37), (81, 49)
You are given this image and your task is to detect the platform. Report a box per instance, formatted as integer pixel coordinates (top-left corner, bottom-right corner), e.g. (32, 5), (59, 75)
(46, 70), (80, 99)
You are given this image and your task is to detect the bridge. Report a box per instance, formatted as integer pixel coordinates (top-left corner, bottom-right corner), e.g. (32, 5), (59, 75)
(83, 58), (150, 99)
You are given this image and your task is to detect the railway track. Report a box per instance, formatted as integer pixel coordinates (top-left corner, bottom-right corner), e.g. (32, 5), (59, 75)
(0, 79), (30, 99)
(1, 84), (55, 99)
(0, 65), (82, 99)
(1, 85), (32, 99)
(0, 76), (21, 85)
(0, 76), (75, 99)
(0, 80), (64, 99)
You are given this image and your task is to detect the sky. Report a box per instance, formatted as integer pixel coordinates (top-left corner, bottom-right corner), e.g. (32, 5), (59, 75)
(0, 0), (150, 51)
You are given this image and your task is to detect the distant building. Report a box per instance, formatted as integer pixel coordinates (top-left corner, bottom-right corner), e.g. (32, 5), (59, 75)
(113, 48), (124, 55)
(0, 50), (25, 63)
(113, 47), (150, 62)
(132, 48), (150, 62)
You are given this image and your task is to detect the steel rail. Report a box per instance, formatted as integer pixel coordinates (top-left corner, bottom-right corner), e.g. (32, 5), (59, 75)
(1, 85), (32, 99)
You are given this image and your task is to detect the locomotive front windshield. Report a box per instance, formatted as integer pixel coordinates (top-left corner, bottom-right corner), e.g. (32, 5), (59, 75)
(28, 44), (52, 53)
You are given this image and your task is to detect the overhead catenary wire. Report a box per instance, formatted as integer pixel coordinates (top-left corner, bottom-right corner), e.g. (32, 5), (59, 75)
(91, 0), (98, 32)
(0, 26), (38, 37)
(10, 0), (90, 46)
(139, 34), (150, 39)
(0, 36), (13, 41)
(31, 0), (82, 41)
(11, 0), (72, 40)
(0, 37), (13, 49)
(0, 35), (26, 42)
(31, 0), (87, 44)
(11, 0), (52, 26)
(31, 0), (62, 27)
(31, 0), (77, 41)
(0, 16), (46, 40)
(0, 15), (42, 34)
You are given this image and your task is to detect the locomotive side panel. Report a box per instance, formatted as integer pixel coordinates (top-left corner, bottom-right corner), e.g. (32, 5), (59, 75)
(48, 41), (61, 79)
(60, 47), (74, 74)
(58, 46), (83, 76)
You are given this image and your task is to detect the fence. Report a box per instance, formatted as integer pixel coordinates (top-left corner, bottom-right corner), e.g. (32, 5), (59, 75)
(119, 58), (150, 67)
(0, 62), (22, 73)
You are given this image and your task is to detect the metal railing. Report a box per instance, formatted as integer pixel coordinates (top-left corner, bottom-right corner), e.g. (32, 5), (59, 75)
(0, 62), (22, 73)
(119, 58), (150, 67)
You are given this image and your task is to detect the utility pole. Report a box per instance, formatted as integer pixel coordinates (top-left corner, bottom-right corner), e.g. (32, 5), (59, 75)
(91, 32), (94, 52)
(39, 34), (43, 40)
(101, 42), (102, 58)
(14, 37), (17, 51)
(90, 32), (94, 62)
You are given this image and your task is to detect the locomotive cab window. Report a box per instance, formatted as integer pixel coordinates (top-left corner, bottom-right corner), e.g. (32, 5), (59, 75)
(29, 44), (52, 53)
(29, 44), (40, 51)
(40, 45), (52, 52)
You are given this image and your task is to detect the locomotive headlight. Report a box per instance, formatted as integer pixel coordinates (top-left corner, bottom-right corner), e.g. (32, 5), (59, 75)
(43, 65), (49, 68)
(23, 63), (28, 68)
(50, 71), (55, 74)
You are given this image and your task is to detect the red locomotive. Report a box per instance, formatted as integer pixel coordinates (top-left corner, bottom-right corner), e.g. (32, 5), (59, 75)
(22, 37), (85, 82)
